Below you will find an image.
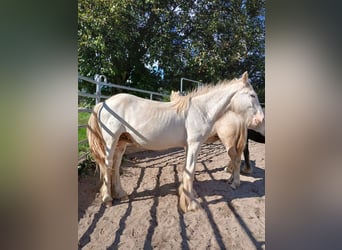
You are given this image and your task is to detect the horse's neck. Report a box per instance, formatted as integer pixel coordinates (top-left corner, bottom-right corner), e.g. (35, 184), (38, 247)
(193, 84), (241, 121)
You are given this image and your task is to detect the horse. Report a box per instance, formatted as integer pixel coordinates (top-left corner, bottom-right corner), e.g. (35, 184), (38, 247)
(223, 108), (265, 174)
(87, 72), (264, 212)
(240, 111), (265, 173)
(170, 90), (263, 181)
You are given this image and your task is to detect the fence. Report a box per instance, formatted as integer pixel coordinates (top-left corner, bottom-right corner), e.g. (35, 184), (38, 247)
(180, 77), (203, 93)
(78, 75), (169, 163)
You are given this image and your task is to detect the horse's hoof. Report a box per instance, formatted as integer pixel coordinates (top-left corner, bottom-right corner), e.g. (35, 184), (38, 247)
(224, 166), (232, 173)
(114, 190), (128, 200)
(105, 200), (112, 207)
(241, 166), (252, 174)
(230, 182), (240, 190)
(120, 195), (129, 201)
(102, 195), (113, 207)
(179, 198), (200, 213)
(188, 200), (201, 211)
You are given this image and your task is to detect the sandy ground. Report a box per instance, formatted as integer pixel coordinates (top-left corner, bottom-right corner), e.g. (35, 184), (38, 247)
(78, 141), (265, 249)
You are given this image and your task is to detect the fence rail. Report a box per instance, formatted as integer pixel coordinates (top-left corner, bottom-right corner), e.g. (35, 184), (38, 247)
(78, 108), (93, 113)
(78, 76), (168, 103)
(180, 77), (203, 93)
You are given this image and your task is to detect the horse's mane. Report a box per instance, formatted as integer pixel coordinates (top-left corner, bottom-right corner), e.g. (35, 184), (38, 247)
(171, 77), (242, 113)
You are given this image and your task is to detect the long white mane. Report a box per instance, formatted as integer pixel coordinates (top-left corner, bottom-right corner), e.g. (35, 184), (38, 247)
(171, 77), (243, 113)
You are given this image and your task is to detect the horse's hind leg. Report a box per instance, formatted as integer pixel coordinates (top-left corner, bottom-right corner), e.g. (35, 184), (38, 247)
(111, 140), (128, 200)
(97, 161), (110, 203)
(101, 145), (116, 207)
(100, 131), (121, 206)
(220, 137), (234, 173)
(241, 140), (252, 174)
(227, 147), (241, 189)
(224, 154), (234, 173)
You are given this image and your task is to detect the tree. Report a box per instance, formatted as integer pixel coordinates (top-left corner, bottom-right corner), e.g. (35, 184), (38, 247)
(78, 0), (265, 101)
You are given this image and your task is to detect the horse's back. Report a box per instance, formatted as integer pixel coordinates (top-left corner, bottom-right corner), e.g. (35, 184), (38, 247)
(99, 93), (187, 149)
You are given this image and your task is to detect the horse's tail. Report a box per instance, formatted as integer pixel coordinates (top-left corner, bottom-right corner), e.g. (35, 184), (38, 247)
(87, 102), (106, 170)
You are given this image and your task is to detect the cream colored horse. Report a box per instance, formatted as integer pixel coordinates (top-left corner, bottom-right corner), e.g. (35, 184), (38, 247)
(171, 90), (265, 175)
(87, 72), (264, 212)
(170, 90), (257, 186)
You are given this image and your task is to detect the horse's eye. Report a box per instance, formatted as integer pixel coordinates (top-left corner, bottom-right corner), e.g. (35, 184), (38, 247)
(250, 94), (256, 98)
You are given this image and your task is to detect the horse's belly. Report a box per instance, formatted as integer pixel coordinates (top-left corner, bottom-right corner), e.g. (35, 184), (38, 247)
(131, 130), (186, 150)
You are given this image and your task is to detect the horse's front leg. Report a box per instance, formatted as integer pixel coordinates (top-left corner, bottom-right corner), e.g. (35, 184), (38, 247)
(179, 142), (201, 212)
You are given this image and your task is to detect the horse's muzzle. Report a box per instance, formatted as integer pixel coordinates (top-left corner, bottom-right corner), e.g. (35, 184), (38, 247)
(252, 111), (264, 128)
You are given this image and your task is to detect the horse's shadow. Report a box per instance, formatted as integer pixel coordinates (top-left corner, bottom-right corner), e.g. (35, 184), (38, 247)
(78, 150), (265, 249)
(119, 163), (264, 205)
(192, 162), (265, 250)
(110, 163), (265, 250)
(78, 154), (265, 221)
(78, 167), (101, 222)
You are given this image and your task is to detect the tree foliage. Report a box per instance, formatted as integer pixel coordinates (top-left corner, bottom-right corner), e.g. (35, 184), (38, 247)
(78, 0), (265, 102)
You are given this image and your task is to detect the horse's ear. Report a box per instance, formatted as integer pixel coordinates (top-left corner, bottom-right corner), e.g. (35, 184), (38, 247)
(241, 71), (248, 84)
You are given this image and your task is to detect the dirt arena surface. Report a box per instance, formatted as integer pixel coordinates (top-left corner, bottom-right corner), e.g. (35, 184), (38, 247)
(78, 141), (265, 249)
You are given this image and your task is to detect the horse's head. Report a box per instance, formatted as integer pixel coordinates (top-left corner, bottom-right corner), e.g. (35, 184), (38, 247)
(230, 72), (264, 129)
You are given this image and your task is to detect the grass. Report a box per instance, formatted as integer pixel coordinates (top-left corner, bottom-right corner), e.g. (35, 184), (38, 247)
(78, 111), (91, 158)
(77, 109), (126, 175)
(78, 111), (99, 175)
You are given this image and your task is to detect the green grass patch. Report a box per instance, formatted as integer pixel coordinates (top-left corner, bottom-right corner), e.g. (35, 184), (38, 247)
(78, 112), (91, 157)
(78, 112), (90, 126)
